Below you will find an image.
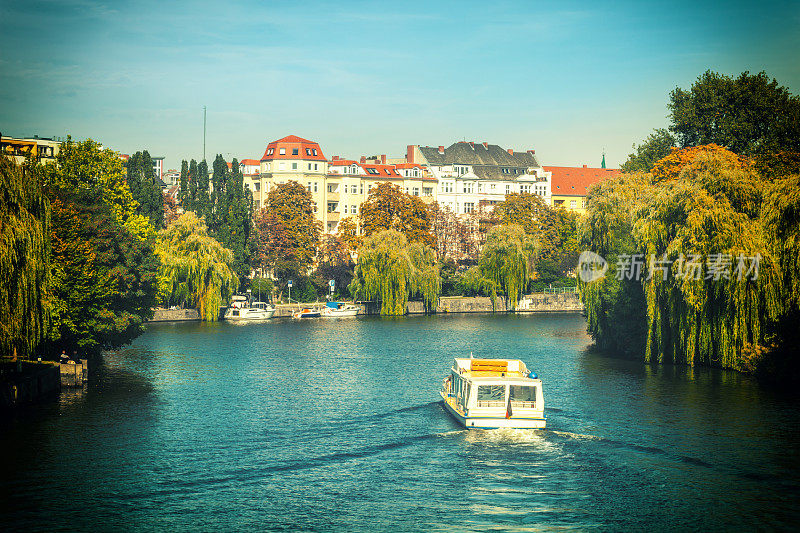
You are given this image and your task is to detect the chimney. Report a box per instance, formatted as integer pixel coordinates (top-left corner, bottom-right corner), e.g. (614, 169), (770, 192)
(406, 144), (416, 164)
(582, 164), (587, 168)
(483, 142), (488, 148)
(380, 154), (387, 164)
(507, 148), (514, 155)
(360, 156), (367, 164)
(438, 145), (445, 154)
(332, 155), (339, 161)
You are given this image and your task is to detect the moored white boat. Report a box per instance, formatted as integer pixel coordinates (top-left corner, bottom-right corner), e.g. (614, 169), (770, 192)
(224, 295), (275, 321)
(322, 302), (360, 317)
(440, 357), (545, 429)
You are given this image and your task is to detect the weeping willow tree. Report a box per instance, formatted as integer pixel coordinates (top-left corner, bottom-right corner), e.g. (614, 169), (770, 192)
(0, 156), (51, 359)
(155, 212), (239, 321)
(478, 224), (536, 310)
(581, 145), (798, 373)
(349, 229), (440, 315)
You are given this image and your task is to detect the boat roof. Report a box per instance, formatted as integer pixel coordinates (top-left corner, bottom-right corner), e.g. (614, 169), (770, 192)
(452, 358), (534, 380)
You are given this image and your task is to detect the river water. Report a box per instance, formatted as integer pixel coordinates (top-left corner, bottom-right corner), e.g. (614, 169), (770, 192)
(1, 313), (799, 531)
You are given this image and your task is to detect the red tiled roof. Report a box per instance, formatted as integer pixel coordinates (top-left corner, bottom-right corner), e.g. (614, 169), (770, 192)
(260, 135), (327, 162)
(240, 159), (260, 166)
(361, 164), (402, 177)
(328, 159), (358, 166)
(394, 163), (424, 169)
(544, 166), (620, 196)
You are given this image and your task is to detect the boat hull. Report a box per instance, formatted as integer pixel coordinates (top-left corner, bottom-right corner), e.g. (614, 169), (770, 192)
(323, 309), (359, 317)
(440, 391), (546, 429)
(224, 307), (274, 320)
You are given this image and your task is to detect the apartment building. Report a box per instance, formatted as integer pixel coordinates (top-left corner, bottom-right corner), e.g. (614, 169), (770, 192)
(0, 134), (61, 165)
(406, 141), (551, 215)
(543, 165), (621, 214)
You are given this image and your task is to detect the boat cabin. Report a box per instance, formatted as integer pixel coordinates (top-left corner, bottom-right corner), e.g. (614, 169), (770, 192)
(445, 358), (544, 423)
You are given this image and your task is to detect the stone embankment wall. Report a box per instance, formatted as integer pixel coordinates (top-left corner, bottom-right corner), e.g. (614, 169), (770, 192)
(150, 308), (201, 322)
(0, 362), (61, 410)
(408, 293), (583, 314)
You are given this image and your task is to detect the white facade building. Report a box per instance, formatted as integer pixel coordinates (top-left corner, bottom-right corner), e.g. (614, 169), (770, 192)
(407, 142), (552, 215)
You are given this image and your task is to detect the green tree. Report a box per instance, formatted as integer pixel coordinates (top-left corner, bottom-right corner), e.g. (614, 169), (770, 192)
(126, 150), (164, 228)
(349, 229), (440, 315)
(255, 181), (321, 273)
(668, 70), (800, 157)
(212, 157), (253, 280)
(187, 159), (198, 212)
(495, 193), (578, 281)
(196, 159), (210, 221)
(43, 137), (154, 240)
(359, 182), (434, 247)
(47, 189), (159, 354)
(478, 224), (536, 310)
(0, 156), (51, 359)
(155, 212), (238, 321)
(179, 159), (189, 209)
(621, 128), (676, 173)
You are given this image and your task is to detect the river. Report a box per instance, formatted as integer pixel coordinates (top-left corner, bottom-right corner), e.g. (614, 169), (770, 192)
(1, 313), (799, 531)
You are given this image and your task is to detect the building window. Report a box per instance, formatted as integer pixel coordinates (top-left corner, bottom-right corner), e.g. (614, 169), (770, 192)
(292, 163), (297, 170)
(344, 204), (349, 214)
(314, 183), (318, 192)
(441, 182), (453, 193)
(313, 149), (318, 156)
(423, 187), (432, 196)
(463, 182), (473, 194)
(570, 199), (577, 208)
(412, 187), (419, 196)
(279, 148), (286, 155)
(306, 148), (311, 156)
(306, 182), (311, 191)
(292, 148), (298, 155)
(279, 162), (285, 170)
(308, 163), (312, 170)
(360, 183), (364, 194)
(490, 183), (496, 191)
(254, 182), (260, 191)
(477, 183), (483, 193)
(521, 185), (531, 193)
(464, 202), (474, 214)
(314, 164), (318, 170)
(352, 205), (357, 214)
(327, 202), (337, 213)
(505, 184), (511, 194)
(327, 184), (336, 193)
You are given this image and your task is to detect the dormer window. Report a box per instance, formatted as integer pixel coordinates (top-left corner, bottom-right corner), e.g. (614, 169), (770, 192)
(279, 148), (286, 155)
(292, 148), (298, 155)
(313, 149), (318, 156)
(368, 168), (378, 175)
(306, 148), (311, 156)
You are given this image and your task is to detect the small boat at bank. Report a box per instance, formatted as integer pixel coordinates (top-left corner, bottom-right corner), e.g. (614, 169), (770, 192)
(440, 357), (545, 429)
(322, 301), (360, 317)
(292, 307), (322, 319)
(224, 296), (275, 321)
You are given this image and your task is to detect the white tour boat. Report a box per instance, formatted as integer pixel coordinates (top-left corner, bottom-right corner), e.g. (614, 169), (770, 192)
(322, 301), (360, 317)
(440, 357), (546, 429)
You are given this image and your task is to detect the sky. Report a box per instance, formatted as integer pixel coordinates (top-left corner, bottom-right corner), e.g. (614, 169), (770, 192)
(1, 0), (799, 171)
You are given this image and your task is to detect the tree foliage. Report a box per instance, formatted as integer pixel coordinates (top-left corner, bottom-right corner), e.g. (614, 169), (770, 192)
(155, 212), (238, 321)
(47, 190), (159, 353)
(359, 182), (435, 247)
(478, 224), (536, 310)
(495, 193), (579, 281)
(668, 70), (800, 157)
(255, 181), (321, 272)
(581, 145), (800, 374)
(621, 128), (676, 173)
(0, 156), (51, 358)
(126, 150), (164, 228)
(349, 229), (440, 315)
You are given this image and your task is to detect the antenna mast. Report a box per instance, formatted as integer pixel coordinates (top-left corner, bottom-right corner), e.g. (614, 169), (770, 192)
(203, 105), (207, 161)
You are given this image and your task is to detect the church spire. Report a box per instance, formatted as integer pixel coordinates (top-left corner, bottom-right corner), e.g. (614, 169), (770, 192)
(601, 151), (606, 169)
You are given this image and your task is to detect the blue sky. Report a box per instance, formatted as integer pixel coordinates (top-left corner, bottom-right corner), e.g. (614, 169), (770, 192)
(1, 0), (798, 170)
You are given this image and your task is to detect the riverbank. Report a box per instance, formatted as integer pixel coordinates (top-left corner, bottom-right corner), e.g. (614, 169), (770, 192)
(149, 293), (583, 321)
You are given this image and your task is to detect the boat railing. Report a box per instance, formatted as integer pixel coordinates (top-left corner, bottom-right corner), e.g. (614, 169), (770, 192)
(511, 400), (536, 409)
(477, 400), (506, 408)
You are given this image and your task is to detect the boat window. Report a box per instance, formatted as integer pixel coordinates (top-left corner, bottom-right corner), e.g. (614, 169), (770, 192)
(477, 385), (505, 407)
(232, 310), (239, 316)
(510, 385), (536, 408)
